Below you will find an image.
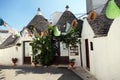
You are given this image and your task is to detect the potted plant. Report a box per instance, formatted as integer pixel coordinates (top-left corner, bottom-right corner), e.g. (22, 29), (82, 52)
(69, 58), (76, 69)
(32, 56), (39, 67)
(32, 60), (38, 67)
(12, 58), (18, 66)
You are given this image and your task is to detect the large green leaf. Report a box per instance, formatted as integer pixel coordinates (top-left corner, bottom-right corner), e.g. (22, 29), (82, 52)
(106, 0), (120, 19)
(53, 26), (61, 36)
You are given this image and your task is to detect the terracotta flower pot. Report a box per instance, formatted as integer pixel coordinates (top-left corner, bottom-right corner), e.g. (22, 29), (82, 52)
(69, 62), (75, 69)
(69, 59), (75, 69)
(12, 58), (18, 66)
(32, 61), (38, 67)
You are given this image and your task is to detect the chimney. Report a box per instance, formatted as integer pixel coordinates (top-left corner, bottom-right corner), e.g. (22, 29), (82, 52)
(65, 5), (69, 11)
(37, 8), (42, 15)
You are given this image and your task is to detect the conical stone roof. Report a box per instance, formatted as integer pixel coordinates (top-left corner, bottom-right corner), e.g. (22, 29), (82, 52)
(87, 0), (120, 37)
(56, 10), (78, 32)
(27, 8), (49, 33)
(56, 5), (83, 37)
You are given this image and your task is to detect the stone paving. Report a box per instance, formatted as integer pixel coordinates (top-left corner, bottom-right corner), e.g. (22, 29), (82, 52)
(72, 67), (97, 80)
(0, 65), (82, 80)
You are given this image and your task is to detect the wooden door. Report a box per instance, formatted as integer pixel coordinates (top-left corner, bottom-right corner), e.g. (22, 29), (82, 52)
(85, 39), (90, 69)
(23, 41), (32, 64)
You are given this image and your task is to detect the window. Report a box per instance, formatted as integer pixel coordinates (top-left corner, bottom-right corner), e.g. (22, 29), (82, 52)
(90, 42), (93, 50)
(70, 45), (79, 56)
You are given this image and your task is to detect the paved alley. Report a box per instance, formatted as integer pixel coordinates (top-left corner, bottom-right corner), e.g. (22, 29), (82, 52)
(0, 65), (82, 80)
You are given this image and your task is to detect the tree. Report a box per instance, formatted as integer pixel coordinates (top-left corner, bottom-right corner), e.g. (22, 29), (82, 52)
(30, 25), (80, 66)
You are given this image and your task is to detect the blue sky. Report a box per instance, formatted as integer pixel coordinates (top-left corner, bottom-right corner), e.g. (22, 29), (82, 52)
(0, 0), (86, 31)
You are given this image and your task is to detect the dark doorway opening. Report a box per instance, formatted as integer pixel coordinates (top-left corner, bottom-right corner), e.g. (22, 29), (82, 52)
(85, 39), (90, 70)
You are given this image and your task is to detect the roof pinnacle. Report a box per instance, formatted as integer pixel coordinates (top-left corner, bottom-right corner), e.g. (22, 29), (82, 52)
(66, 5), (69, 11)
(37, 8), (42, 15)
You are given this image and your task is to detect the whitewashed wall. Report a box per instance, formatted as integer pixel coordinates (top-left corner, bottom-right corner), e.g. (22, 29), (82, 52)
(82, 18), (111, 80)
(82, 22), (110, 79)
(90, 36), (120, 80)
(69, 43), (81, 66)
(0, 36), (32, 66)
(82, 17), (120, 80)
(91, 17), (120, 80)
(81, 19), (95, 38)
(81, 18), (95, 68)
(91, 37), (110, 80)
(106, 17), (120, 80)
(0, 45), (23, 65)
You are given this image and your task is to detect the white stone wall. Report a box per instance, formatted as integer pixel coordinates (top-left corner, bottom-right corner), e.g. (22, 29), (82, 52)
(81, 19), (95, 38)
(82, 17), (120, 80)
(81, 18), (95, 68)
(81, 21), (110, 80)
(91, 37), (110, 80)
(60, 42), (82, 67)
(0, 46), (23, 65)
(0, 36), (32, 66)
(107, 17), (120, 80)
(69, 43), (81, 67)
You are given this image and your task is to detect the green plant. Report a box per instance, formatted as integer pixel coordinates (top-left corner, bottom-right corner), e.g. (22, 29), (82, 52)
(69, 58), (76, 63)
(54, 27), (80, 47)
(69, 58), (76, 69)
(30, 26), (56, 66)
(30, 40), (39, 63)
(39, 26), (56, 66)
(30, 24), (80, 66)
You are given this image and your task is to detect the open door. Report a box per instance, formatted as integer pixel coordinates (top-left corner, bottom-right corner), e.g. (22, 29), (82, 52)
(54, 42), (69, 64)
(23, 41), (32, 64)
(85, 39), (90, 70)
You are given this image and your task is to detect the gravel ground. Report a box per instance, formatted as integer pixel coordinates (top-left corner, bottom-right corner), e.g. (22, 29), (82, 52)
(0, 65), (82, 80)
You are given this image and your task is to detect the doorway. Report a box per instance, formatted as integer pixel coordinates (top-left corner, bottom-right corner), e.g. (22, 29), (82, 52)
(23, 41), (32, 64)
(85, 39), (90, 70)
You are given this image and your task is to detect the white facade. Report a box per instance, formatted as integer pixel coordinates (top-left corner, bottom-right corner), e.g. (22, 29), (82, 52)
(0, 46), (23, 65)
(0, 29), (33, 66)
(60, 42), (82, 67)
(60, 42), (69, 56)
(69, 43), (81, 67)
(106, 17), (120, 80)
(81, 17), (120, 80)
(81, 18), (95, 68)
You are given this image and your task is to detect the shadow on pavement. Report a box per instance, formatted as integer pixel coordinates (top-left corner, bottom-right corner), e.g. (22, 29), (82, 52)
(0, 70), (5, 80)
(0, 65), (82, 80)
